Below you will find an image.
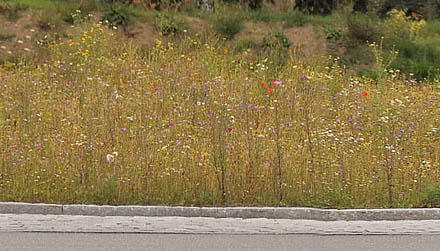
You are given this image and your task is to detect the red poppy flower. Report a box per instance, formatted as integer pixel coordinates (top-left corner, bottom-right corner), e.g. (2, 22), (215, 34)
(227, 128), (232, 132)
(270, 80), (275, 84)
(260, 82), (266, 87)
(267, 88), (273, 94)
(362, 92), (368, 97)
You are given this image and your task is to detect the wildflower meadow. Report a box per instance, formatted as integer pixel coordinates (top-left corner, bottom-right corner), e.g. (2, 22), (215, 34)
(1, 17), (440, 209)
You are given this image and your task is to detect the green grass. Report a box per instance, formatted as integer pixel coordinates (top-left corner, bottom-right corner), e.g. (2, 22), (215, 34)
(0, 0), (76, 10)
(391, 39), (440, 80)
(1, 19), (440, 208)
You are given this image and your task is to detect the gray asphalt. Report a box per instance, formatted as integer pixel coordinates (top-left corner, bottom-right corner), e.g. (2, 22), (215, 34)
(1, 233), (440, 251)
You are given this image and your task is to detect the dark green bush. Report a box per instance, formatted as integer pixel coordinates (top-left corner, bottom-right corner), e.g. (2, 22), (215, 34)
(101, 3), (135, 26)
(214, 15), (243, 39)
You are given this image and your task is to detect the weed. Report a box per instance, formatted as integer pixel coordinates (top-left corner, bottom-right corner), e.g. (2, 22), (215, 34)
(368, 38), (398, 83)
(154, 12), (187, 36)
(324, 25), (342, 41)
(262, 30), (291, 51)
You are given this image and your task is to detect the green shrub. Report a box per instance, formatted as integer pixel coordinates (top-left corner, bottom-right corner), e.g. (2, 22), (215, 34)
(154, 12), (187, 36)
(346, 13), (381, 42)
(101, 3), (135, 27)
(261, 30), (291, 68)
(37, 8), (64, 30)
(383, 9), (426, 41)
(262, 30), (291, 51)
(214, 15), (243, 39)
(284, 11), (309, 28)
(421, 184), (440, 207)
(233, 37), (257, 53)
(324, 25), (342, 41)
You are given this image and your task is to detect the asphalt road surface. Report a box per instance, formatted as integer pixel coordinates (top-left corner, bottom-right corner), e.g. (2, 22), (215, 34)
(1, 233), (440, 251)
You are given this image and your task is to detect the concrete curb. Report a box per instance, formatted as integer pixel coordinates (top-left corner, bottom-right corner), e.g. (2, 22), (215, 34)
(1, 202), (440, 221)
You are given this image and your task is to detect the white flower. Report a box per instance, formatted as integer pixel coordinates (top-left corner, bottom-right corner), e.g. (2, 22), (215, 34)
(106, 154), (114, 163)
(106, 152), (118, 163)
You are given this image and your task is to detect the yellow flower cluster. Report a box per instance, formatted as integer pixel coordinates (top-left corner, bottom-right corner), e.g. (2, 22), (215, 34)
(384, 9), (426, 41)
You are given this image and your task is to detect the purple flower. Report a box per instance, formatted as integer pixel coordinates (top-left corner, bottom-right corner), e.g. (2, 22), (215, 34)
(299, 74), (308, 80)
(120, 128), (128, 132)
(168, 122), (174, 127)
(273, 81), (282, 85)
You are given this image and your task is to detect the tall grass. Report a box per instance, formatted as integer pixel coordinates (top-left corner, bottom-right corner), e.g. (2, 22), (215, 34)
(0, 19), (440, 208)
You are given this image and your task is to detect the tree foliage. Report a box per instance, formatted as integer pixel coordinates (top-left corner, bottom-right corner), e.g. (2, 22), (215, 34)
(353, 0), (368, 13)
(294, 0), (342, 14)
(379, 0), (440, 16)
